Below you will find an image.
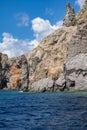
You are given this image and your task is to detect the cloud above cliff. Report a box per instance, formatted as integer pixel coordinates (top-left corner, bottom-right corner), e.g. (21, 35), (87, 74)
(32, 17), (63, 40)
(76, 0), (85, 8)
(0, 17), (62, 57)
(0, 33), (38, 57)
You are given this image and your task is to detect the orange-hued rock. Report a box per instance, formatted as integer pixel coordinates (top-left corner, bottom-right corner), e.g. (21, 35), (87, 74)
(47, 64), (64, 80)
(9, 66), (22, 90)
(9, 66), (22, 76)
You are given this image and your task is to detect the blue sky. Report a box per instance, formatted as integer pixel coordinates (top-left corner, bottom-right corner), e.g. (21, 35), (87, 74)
(0, 0), (85, 57)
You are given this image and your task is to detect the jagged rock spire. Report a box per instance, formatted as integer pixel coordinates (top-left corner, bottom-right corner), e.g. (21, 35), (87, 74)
(63, 3), (76, 27)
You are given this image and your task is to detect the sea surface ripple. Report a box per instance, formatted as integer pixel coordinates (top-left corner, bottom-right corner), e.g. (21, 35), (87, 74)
(0, 91), (87, 130)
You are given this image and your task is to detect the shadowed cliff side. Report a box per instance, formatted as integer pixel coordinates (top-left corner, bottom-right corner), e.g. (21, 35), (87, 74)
(0, 53), (9, 89)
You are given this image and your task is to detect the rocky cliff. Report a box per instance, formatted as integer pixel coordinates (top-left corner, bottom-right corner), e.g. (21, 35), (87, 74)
(26, 26), (76, 92)
(65, 0), (87, 91)
(0, 54), (29, 91)
(0, 1), (87, 92)
(0, 53), (9, 89)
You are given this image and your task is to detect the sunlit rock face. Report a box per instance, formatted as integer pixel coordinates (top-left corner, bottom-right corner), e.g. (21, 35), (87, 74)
(8, 65), (22, 90)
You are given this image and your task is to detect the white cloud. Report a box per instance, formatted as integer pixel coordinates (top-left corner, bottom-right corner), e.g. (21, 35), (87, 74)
(0, 17), (63, 57)
(15, 13), (29, 27)
(0, 33), (38, 57)
(32, 17), (63, 40)
(76, 0), (85, 8)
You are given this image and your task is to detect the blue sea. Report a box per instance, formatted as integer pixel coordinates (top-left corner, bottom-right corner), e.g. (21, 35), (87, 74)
(0, 91), (87, 130)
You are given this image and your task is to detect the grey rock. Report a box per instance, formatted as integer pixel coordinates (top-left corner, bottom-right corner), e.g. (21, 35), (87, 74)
(63, 3), (76, 27)
(0, 53), (9, 89)
(55, 74), (65, 86)
(66, 53), (87, 71)
(30, 77), (54, 92)
(21, 55), (29, 91)
(55, 74), (65, 91)
(66, 79), (75, 88)
(66, 53), (87, 91)
(67, 24), (87, 58)
(54, 74), (65, 92)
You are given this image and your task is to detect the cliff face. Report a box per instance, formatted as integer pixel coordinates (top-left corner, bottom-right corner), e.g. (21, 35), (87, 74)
(65, 1), (87, 91)
(0, 1), (87, 92)
(26, 26), (76, 92)
(0, 54), (29, 91)
(0, 53), (9, 89)
(26, 1), (87, 92)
